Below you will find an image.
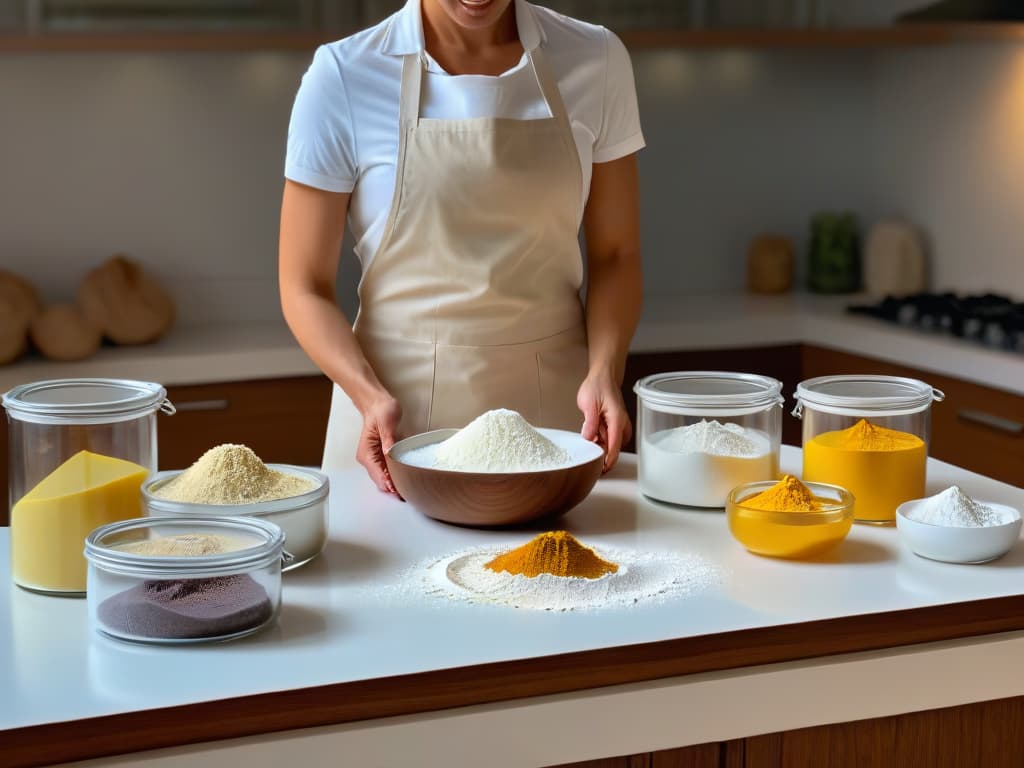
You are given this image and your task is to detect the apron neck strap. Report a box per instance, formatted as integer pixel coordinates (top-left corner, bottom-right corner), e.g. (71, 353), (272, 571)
(399, 45), (571, 133)
(400, 53), (424, 128)
(527, 46), (572, 137)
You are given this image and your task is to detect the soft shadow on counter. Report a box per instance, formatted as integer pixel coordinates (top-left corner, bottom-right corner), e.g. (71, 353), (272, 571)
(251, 603), (332, 647)
(285, 539), (388, 583)
(563, 491), (640, 535)
(794, 538), (892, 566)
(604, 460), (637, 482)
(962, 541), (1024, 569)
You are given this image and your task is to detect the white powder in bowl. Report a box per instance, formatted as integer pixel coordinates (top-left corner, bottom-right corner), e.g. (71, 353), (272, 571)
(639, 420), (775, 508)
(407, 409), (572, 473)
(905, 486), (1018, 527)
(408, 546), (721, 611)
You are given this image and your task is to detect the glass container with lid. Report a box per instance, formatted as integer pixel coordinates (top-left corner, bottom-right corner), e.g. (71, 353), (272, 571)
(793, 375), (944, 524)
(142, 464), (329, 571)
(633, 372), (783, 508)
(2, 378), (175, 595)
(85, 516), (284, 644)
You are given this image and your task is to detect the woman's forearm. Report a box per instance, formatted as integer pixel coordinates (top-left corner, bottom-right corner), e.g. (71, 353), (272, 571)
(582, 154), (642, 385)
(584, 249), (642, 384)
(279, 181), (392, 413)
(281, 287), (390, 412)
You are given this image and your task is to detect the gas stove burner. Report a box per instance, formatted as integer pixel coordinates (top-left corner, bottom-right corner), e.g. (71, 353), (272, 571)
(847, 292), (1024, 352)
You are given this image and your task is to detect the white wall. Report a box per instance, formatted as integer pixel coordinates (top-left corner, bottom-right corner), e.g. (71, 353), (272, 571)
(1, 39), (1022, 327)
(869, 43), (1024, 296)
(0, 52), (308, 326)
(633, 48), (875, 296)
(0, 46), (878, 323)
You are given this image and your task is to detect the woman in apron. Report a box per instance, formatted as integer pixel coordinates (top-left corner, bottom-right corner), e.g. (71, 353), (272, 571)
(280, 0), (643, 494)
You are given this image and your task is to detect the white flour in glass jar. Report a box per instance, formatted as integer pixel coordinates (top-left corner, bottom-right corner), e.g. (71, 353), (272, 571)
(640, 419), (775, 507)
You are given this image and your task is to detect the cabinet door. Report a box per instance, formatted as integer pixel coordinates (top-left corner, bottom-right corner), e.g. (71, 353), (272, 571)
(159, 375), (333, 471)
(801, 345), (1024, 486)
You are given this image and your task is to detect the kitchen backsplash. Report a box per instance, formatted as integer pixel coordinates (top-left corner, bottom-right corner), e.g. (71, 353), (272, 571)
(0, 39), (1021, 326)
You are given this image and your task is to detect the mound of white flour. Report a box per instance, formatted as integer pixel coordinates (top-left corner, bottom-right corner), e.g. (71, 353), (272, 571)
(423, 409), (571, 472)
(654, 419), (764, 457)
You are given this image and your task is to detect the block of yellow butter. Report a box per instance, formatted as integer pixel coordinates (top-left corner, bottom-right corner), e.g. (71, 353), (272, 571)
(11, 450), (149, 593)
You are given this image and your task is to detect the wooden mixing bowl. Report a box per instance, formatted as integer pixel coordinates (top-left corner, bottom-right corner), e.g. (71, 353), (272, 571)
(385, 428), (605, 527)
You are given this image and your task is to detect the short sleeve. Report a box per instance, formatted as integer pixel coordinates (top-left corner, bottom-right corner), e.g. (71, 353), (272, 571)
(593, 29), (645, 164)
(284, 46), (358, 193)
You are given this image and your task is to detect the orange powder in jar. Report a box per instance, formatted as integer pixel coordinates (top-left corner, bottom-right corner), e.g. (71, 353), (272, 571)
(803, 419), (925, 524)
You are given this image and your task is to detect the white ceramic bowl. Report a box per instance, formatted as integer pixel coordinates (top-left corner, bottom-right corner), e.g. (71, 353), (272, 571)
(895, 499), (1022, 564)
(142, 464), (328, 571)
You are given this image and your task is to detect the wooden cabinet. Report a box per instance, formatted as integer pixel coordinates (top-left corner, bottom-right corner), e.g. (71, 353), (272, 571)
(160, 375), (333, 472)
(802, 345), (1024, 487)
(0, 375), (333, 526)
(554, 695), (1024, 767)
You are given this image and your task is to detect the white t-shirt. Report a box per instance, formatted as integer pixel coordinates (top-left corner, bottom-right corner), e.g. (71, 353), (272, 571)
(285, 0), (645, 268)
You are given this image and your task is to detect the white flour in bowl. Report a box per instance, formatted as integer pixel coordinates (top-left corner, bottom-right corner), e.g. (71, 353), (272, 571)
(403, 409), (572, 472)
(640, 420), (775, 508)
(390, 546), (721, 612)
(905, 486), (1017, 527)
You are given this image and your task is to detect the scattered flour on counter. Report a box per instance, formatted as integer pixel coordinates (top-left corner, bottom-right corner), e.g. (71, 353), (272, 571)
(407, 409), (571, 472)
(905, 486), (1018, 527)
(387, 546), (722, 611)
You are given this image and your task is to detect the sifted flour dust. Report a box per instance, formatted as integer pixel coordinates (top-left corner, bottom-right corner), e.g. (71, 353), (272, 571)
(383, 545), (722, 612)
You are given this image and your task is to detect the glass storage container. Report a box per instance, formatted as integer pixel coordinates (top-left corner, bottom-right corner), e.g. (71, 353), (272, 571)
(793, 375), (944, 524)
(85, 516), (284, 644)
(2, 378), (175, 595)
(634, 372), (783, 508)
(142, 465), (329, 571)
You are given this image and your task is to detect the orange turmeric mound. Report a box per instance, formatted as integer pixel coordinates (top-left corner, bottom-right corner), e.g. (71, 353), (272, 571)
(744, 475), (822, 512)
(484, 531), (619, 580)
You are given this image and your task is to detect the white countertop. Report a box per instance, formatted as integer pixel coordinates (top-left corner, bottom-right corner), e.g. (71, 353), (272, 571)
(2, 294), (1024, 396)
(5, 447), (1024, 743)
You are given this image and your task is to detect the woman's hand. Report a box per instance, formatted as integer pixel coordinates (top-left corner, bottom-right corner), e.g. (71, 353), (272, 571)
(357, 395), (403, 497)
(578, 371), (631, 473)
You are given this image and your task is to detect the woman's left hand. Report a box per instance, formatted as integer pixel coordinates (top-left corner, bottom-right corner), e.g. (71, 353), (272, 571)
(577, 371), (631, 473)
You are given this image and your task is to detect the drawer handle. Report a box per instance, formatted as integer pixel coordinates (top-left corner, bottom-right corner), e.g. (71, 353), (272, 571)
(173, 399), (230, 413)
(957, 409), (1024, 435)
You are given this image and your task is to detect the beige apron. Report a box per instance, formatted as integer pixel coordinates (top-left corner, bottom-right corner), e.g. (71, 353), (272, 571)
(322, 45), (588, 471)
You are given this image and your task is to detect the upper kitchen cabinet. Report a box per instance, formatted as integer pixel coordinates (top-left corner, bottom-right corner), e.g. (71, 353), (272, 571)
(1, 0), (1024, 51)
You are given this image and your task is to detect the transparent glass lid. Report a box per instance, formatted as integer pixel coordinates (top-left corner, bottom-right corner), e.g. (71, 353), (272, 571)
(2, 378), (175, 423)
(634, 371), (784, 410)
(794, 375), (944, 417)
(85, 517), (285, 577)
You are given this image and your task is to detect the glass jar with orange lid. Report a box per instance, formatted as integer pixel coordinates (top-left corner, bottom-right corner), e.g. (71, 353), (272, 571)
(793, 375), (944, 525)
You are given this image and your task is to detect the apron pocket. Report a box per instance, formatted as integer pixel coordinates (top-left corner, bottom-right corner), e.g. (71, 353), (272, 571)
(430, 344), (542, 429)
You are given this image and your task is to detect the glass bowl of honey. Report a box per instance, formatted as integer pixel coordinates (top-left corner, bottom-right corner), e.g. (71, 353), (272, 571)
(726, 479), (855, 559)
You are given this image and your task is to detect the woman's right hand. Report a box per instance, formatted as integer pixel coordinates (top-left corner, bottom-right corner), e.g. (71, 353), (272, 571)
(356, 394), (403, 497)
